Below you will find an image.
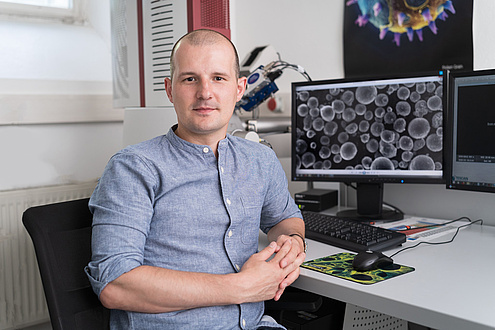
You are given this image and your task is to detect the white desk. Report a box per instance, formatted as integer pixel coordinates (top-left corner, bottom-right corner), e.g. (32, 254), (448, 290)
(260, 222), (495, 330)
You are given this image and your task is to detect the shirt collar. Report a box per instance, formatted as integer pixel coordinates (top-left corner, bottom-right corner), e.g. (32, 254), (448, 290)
(165, 125), (231, 154)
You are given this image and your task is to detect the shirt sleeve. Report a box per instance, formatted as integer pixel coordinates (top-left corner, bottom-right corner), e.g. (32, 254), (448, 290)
(85, 151), (157, 297)
(259, 148), (302, 234)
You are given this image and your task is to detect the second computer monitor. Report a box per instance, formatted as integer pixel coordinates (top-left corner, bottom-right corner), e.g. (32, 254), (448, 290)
(445, 68), (495, 193)
(292, 73), (444, 221)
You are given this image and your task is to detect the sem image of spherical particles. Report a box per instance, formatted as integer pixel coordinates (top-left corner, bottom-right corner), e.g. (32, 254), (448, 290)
(295, 79), (443, 173)
(346, 0), (456, 46)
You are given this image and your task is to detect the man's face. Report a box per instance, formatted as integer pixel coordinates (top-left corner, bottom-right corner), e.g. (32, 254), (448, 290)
(165, 40), (246, 142)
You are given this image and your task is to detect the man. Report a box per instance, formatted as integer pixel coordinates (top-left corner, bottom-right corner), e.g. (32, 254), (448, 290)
(86, 29), (306, 329)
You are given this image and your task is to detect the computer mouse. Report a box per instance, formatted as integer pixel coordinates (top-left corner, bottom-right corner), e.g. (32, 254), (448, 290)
(352, 250), (394, 272)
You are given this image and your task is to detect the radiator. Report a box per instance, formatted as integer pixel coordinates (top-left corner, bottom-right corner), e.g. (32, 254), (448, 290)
(0, 182), (96, 330)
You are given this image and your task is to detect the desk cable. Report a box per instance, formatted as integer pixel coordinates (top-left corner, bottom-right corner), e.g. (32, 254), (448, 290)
(388, 217), (484, 258)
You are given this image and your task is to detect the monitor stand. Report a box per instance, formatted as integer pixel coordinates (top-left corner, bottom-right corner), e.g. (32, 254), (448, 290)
(337, 183), (403, 222)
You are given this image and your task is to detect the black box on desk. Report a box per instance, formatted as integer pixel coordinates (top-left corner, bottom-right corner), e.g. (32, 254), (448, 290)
(294, 189), (338, 212)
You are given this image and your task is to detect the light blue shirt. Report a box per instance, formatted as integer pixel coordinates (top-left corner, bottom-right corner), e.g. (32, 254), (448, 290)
(85, 127), (301, 329)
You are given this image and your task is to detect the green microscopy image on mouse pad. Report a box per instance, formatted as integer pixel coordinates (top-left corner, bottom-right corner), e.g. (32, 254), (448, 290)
(301, 252), (415, 285)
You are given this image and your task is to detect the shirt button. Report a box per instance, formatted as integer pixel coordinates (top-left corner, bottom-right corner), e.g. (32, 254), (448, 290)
(242, 319), (246, 327)
(203, 147), (209, 153)
(220, 166), (224, 173)
(228, 230), (233, 237)
(226, 198), (231, 205)
(235, 264), (240, 271)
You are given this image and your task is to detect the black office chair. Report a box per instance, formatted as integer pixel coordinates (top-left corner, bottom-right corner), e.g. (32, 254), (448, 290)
(22, 198), (110, 330)
(22, 198), (330, 329)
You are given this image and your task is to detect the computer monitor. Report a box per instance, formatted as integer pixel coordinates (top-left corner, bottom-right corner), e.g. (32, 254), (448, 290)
(291, 72), (445, 222)
(445, 68), (495, 193)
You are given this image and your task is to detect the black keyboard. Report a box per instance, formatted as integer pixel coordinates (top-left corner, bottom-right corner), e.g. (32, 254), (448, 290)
(302, 211), (406, 252)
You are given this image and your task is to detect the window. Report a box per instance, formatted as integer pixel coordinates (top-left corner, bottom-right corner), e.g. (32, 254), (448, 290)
(1, 0), (71, 9)
(0, 0), (83, 23)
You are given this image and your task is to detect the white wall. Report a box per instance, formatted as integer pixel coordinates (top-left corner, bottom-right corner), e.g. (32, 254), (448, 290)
(234, 0), (495, 225)
(0, 0), (123, 191)
(0, 19), (110, 82)
(0, 123), (121, 190)
(233, 0), (345, 90)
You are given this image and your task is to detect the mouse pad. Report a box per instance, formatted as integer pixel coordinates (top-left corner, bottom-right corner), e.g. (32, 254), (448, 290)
(301, 252), (415, 285)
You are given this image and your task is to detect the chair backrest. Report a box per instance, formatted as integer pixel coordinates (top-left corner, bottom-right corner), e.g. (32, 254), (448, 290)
(22, 198), (110, 330)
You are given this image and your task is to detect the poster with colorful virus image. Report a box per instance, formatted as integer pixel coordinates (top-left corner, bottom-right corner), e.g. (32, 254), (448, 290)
(344, 0), (473, 77)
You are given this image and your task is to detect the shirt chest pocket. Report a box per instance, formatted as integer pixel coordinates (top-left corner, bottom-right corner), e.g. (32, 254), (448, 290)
(240, 195), (263, 245)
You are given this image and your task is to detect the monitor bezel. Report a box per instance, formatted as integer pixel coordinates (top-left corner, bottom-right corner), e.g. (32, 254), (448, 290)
(444, 68), (495, 193)
(291, 72), (446, 185)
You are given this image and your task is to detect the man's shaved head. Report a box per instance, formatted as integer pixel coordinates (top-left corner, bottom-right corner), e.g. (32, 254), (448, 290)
(169, 29), (240, 81)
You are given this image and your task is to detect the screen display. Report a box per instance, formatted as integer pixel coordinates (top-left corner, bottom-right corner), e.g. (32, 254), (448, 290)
(446, 69), (495, 192)
(292, 74), (444, 184)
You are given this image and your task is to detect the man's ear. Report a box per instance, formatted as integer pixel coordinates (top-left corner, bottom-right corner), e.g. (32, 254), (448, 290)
(236, 76), (247, 102)
(164, 78), (173, 103)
